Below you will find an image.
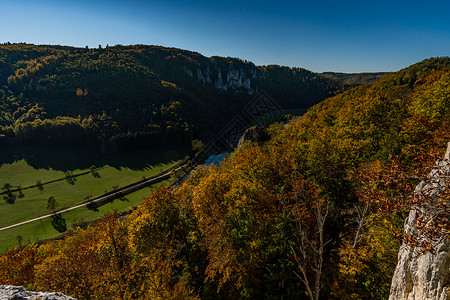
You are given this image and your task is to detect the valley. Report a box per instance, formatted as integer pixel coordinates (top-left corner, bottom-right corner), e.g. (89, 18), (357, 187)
(0, 145), (188, 252)
(0, 43), (448, 300)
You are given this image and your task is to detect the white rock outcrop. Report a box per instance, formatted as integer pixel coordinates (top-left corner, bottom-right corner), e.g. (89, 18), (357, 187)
(185, 62), (264, 94)
(389, 142), (450, 300)
(0, 285), (76, 300)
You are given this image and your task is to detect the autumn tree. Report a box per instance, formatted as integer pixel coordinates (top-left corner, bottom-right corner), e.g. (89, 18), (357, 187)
(358, 148), (450, 253)
(127, 187), (200, 299)
(289, 177), (330, 300)
(34, 215), (130, 300)
(0, 244), (42, 287)
(186, 142), (301, 298)
(332, 210), (402, 299)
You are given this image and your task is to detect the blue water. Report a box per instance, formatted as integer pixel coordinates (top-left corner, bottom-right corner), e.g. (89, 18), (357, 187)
(204, 153), (228, 166)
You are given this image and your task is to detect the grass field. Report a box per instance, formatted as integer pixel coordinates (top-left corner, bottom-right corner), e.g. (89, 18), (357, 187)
(0, 182), (168, 252)
(0, 145), (188, 252)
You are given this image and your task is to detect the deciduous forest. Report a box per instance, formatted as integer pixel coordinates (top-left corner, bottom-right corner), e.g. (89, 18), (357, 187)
(1, 54), (449, 299)
(0, 43), (345, 155)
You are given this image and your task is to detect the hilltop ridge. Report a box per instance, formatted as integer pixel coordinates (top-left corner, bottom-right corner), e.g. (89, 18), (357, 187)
(0, 43), (343, 154)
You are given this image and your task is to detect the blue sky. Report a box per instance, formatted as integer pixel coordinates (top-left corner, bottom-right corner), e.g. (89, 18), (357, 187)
(1, 0), (449, 72)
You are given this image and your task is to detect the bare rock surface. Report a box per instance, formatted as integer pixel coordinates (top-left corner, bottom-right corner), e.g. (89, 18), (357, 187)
(0, 286), (76, 300)
(389, 142), (450, 300)
(237, 126), (270, 148)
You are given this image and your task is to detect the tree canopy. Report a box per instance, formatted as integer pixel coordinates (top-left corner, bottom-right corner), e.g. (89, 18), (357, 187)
(0, 43), (344, 154)
(0, 55), (449, 299)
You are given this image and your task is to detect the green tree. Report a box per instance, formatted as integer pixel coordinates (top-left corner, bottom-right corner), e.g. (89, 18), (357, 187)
(36, 180), (44, 192)
(46, 196), (58, 212)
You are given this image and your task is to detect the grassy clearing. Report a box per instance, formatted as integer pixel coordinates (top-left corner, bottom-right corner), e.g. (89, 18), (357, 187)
(0, 145), (188, 252)
(0, 181), (168, 252)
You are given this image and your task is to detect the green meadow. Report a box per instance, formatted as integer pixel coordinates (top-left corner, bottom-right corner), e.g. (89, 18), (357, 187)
(0, 145), (189, 252)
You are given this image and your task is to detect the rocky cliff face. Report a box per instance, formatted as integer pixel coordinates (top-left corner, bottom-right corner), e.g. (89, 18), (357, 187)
(389, 142), (450, 300)
(183, 62), (264, 94)
(237, 126), (270, 148)
(0, 285), (76, 300)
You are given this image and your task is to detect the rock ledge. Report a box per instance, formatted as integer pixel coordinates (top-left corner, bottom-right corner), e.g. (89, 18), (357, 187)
(0, 285), (76, 300)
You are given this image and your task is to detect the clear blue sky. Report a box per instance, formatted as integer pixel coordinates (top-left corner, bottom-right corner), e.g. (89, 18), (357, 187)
(1, 0), (449, 72)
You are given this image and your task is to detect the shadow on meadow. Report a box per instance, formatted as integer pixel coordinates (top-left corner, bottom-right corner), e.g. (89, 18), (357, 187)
(0, 145), (189, 172)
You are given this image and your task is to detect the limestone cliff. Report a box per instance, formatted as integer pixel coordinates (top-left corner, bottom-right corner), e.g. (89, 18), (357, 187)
(183, 62), (264, 94)
(389, 142), (450, 300)
(0, 285), (76, 300)
(237, 126), (270, 148)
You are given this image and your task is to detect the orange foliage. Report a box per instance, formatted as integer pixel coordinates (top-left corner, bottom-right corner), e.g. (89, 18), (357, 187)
(0, 244), (41, 287)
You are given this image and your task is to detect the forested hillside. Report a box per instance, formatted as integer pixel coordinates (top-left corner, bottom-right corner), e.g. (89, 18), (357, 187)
(320, 71), (390, 86)
(0, 43), (343, 154)
(0, 56), (448, 299)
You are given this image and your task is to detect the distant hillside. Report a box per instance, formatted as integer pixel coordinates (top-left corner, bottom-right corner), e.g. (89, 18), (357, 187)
(0, 43), (344, 153)
(321, 71), (390, 85)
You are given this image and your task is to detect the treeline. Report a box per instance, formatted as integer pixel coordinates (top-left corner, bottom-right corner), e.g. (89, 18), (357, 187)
(1, 57), (449, 299)
(0, 104), (192, 153)
(320, 71), (390, 86)
(0, 43), (343, 153)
